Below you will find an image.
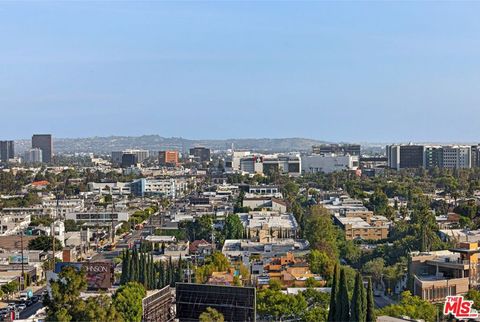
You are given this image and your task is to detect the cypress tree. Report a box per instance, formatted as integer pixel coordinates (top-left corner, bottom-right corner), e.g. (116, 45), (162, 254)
(351, 272), (366, 322)
(150, 254), (155, 289)
(139, 252), (145, 285)
(177, 256), (183, 283)
(120, 250), (129, 285)
(366, 278), (376, 322)
(165, 258), (171, 287)
(144, 253), (149, 288)
(328, 264), (339, 322)
(158, 261), (165, 288)
(128, 249), (134, 283)
(335, 268), (350, 322)
(132, 248), (139, 281)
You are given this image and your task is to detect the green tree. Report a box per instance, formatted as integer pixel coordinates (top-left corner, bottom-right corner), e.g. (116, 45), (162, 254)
(335, 268), (350, 322)
(304, 206), (340, 258)
(378, 291), (436, 322)
(466, 289), (480, 310)
(309, 250), (336, 281)
(257, 288), (307, 321)
(64, 219), (79, 232)
(199, 307), (225, 322)
(362, 258), (385, 288)
(366, 278), (376, 322)
(1, 281), (18, 299)
(28, 235), (63, 251)
(78, 295), (123, 322)
(224, 214), (244, 239)
(350, 272), (366, 322)
(269, 279), (282, 291)
(327, 264), (339, 322)
(46, 266), (88, 321)
(113, 282), (146, 322)
(369, 188), (388, 214)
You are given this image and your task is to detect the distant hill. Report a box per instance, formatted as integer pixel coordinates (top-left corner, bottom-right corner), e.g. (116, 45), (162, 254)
(14, 135), (331, 154)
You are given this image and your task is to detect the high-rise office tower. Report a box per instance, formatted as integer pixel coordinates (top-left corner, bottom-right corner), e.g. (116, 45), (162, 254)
(159, 150), (179, 166)
(0, 140), (15, 162)
(32, 134), (53, 163)
(312, 144), (361, 156)
(189, 147), (211, 163)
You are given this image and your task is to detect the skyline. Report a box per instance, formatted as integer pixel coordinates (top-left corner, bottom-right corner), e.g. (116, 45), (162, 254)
(2, 2), (480, 141)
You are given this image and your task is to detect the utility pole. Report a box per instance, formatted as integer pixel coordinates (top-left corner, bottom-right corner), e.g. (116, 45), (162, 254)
(51, 191), (59, 271)
(20, 229), (25, 290)
(111, 191), (115, 245)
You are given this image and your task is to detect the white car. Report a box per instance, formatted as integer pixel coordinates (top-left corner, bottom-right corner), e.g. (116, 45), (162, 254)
(16, 304), (26, 311)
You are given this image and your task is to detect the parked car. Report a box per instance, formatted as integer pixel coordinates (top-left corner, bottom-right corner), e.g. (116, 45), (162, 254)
(16, 304), (26, 311)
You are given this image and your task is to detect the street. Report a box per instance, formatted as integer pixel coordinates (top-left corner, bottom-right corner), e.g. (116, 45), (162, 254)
(19, 287), (45, 320)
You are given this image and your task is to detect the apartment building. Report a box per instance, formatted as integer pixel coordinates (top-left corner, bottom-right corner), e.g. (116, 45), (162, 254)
(87, 182), (131, 195)
(42, 199), (85, 217)
(0, 213), (31, 235)
(23, 148), (43, 164)
(130, 178), (188, 198)
(334, 216), (390, 240)
(409, 242), (480, 302)
(242, 197), (287, 213)
(239, 211), (299, 242)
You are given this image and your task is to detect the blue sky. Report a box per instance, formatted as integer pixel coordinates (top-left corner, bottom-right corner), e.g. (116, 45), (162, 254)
(1, 1), (480, 142)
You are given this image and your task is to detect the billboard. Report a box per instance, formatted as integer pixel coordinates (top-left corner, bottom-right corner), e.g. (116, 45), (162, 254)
(142, 286), (174, 322)
(83, 262), (113, 290)
(176, 283), (256, 322)
(8, 255), (28, 264)
(54, 262), (113, 290)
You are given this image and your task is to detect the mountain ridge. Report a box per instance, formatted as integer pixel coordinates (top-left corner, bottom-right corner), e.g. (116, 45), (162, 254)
(14, 135), (332, 154)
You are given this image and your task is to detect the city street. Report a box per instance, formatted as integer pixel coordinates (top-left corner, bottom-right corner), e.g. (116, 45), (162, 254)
(19, 287), (45, 320)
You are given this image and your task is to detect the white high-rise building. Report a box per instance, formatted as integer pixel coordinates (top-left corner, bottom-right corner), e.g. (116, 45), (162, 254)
(23, 148), (43, 164)
(441, 146), (471, 169)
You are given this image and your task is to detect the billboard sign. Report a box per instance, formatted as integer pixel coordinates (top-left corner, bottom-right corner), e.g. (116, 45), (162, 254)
(54, 262), (112, 290)
(8, 255), (28, 264)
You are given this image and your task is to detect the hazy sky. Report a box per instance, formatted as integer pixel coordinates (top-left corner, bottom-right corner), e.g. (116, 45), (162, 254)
(1, 1), (480, 142)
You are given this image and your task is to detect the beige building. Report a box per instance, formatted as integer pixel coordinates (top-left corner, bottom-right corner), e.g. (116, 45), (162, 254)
(410, 242), (480, 302)
(334, 211), (390, 240)
(239, 211), (298, 242)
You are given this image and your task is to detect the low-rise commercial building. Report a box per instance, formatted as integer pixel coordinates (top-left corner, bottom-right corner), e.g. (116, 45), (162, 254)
(301, 154), (359, 174)
(66, 211), (130, 223)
